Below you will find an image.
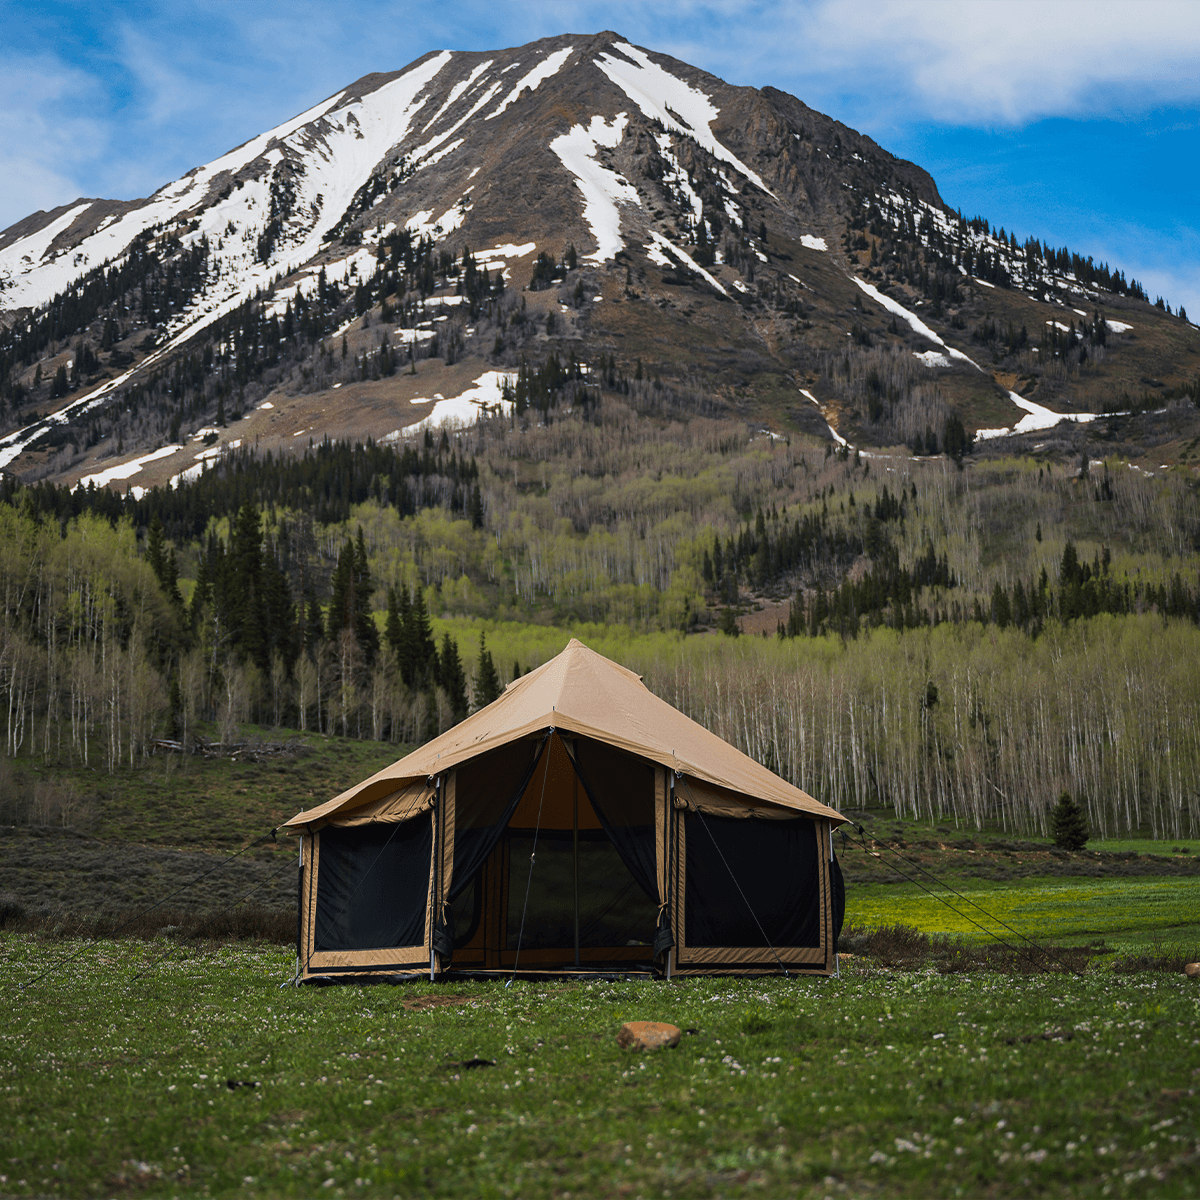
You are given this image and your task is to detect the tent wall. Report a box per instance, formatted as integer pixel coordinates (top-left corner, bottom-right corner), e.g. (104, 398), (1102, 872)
(297, 816), (434, 975)
(667, 773), (836, 973)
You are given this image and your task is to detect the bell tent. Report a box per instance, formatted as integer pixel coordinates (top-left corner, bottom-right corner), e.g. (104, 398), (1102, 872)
(284, 639), (847, 979)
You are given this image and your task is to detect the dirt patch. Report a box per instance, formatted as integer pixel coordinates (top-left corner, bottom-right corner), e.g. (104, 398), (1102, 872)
(401, 993), (483, 1012)
(737, 598), (791, 636)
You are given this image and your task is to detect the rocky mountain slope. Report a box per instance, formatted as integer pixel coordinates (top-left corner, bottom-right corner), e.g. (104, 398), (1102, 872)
(0, 30), (1196, 492)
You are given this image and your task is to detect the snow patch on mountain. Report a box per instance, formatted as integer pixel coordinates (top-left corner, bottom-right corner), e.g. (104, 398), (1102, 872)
(487, 47), (574, 121)
(551, 115), (640, 263)
(407, 201), (469, 240)
(421, 59), (494, 132)
(799, 387), (848, 446)
(482, 242), (536, 260)
(800, 234), (827, 251)
(394, 370), (515, 435)
(595, 42), (775, 199)
(75, 445), (180, 491)
(656, 135), (704, 228)
(976, 391), (1101, 441)
(414, 83), (500, 163)
(647, 231), (728, 297)
(851, 277), (979, 369)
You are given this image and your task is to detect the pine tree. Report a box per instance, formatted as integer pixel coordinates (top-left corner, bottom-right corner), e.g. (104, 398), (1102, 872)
(440, 633), (469, 723)
(326, 529), (378, 665)
(1050, 792), (1089, 851)
(352, 528), (379, 664)
(404, 586), (436, 688)
(385, 585), (403, 658)
(230, 501), (266, 669)
(145, 515), (167, 584)
(475, 633), (501, 708)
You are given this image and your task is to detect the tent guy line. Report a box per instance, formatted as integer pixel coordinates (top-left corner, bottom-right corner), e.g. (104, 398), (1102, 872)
(844, 826), (1084, 976)
(676, 772), (791, 978)
(15, 830), (277, 992)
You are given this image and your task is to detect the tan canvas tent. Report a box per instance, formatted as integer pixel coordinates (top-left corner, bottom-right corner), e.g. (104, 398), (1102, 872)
(284, 638), (847, 979)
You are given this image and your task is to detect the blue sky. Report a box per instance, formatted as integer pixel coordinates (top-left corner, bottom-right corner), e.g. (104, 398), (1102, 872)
(3, 0), (1198, 316)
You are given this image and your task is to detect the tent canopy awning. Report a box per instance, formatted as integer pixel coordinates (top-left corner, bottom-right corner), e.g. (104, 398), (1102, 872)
(285, 638), (845, 829)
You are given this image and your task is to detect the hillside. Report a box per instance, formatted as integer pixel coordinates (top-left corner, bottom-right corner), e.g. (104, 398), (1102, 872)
(0, 30), (1199, 854)
(0, 30), (1196, 494)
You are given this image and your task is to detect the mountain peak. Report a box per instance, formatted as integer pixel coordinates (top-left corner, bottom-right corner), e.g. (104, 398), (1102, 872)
(0, 30), (1195, 489)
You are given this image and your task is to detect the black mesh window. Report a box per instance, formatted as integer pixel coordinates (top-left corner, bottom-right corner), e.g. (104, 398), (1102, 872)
(684, 813), (820, 948)
(314, 818), (432, 951)
(572, 741), (657, 903)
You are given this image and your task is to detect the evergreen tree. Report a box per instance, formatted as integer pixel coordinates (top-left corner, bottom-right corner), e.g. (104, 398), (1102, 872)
(475, 633), (501, 708)
(229, 501), (266, 669)
(1050, 792), (1089, 851)
(144, 515), (185, 615)
(326, 528), (378, 665)
(440, 632), (469, 722)
(384, 585), (403, 658)
(145, 515), (166, 582)
(401, 586), (437, 688)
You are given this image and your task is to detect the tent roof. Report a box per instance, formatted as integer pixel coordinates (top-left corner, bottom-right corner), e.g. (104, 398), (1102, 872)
(285, 638), (845, 828)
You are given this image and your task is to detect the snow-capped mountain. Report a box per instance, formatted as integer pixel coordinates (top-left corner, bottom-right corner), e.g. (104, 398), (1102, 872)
(0, 30), (1195, 489)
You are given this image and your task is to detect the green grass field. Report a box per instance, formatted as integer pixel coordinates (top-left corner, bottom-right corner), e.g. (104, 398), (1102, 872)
(4, 729), (1200, 1196)
(3, 937), (1199, 1199)
(847, 876), (1200, 953)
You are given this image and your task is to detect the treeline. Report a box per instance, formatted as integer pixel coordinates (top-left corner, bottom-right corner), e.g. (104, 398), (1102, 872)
(633, 619), (1200, 840)
(0, 499), (508, 771)
(0, 230), (211, 416)
(5, 431), (483, 539)
(851, 194), (1159, 308)
(701, 486), (886, 602)
(780, 539), (955, 638)
(781, 534), (1200, 642)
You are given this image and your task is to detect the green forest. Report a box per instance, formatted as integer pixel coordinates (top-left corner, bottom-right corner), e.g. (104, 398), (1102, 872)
(1, 369), (1198, 841)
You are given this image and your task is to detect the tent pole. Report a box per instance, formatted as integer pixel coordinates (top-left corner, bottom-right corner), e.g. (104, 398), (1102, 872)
(573, 765), (580, 969)
(295, 836), (304, 984)
(665, 772), (674, 982)
(830, 823), (839, 979)
(436, 772), (446, 979)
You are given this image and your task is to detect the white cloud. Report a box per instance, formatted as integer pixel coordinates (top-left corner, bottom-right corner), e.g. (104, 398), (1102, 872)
(631, 0), (1200, 128)
(800, 0), (1200, 125)
(0, 56), (107, 229)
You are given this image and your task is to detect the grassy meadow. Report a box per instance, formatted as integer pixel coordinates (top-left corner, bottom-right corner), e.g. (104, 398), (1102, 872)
(3, 937), (1199, 1199)
(3, 735), (1200, 1197)
(847, 876), (1200, 952)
